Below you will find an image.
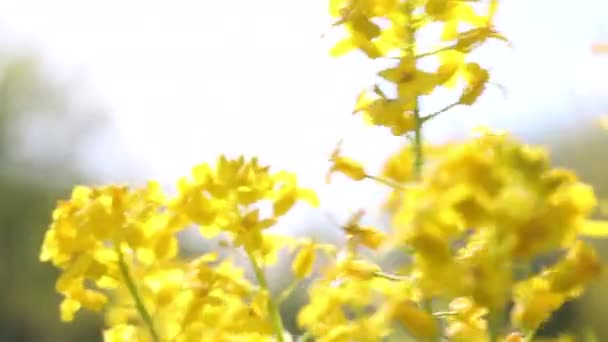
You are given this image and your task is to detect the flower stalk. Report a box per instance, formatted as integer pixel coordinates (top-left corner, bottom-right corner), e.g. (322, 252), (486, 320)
(247, 250), (286, 342)
(115, 244), (160, 342)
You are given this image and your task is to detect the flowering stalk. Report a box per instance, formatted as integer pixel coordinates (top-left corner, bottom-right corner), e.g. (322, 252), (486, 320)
(421, 102), (460, 123)
(365, 174), (406, 190)
(413, 117), (423, 177)
(408, 9), (442, 342)
(115, 244), (159, 342)
(405, 2), (424, 178)
(246, 250), (286, 342)
(488, 310), (501, 342)
(403, 5), (439, 340)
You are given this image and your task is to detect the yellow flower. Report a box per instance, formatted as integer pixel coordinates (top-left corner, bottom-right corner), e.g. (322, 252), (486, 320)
(40, 182), (177, 321)
(353, 90), (417, 135)
(511, 241), (599, 332)
(388, 300), (438, 339)
(437, 50), (466, 87)
(292, 240), (317, 279)
(171, 156), (316, 254)
(459, 63), (489, 105)
(378, 57), (439, 99)
(103, 324), (148, 342)
(298, 263), (395, 342)
(142, 267), (186, 309)
(328, 0), (400, 59)
(382, 145), (414, 183)
(445, 297), (488, 342)
(271, 171), (319, 217)
(345, 225), (386, 250)
(327, 142), (367, 182)
(544, 240), (602, 295)
(511, 278), (565, 332)
(456, 229), (513, 309)
(453, 0), (508, 52)
(339, 209), (387, 250)
(337, 257), (382, 281)
(425, 0), (486, 41)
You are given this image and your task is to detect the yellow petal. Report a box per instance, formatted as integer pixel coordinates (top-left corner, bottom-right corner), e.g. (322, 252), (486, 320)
(60, 298), (81, 322)
(353, 90), (377, 114)
(292, 242), (316, 278)
(273, 188), (297, 217)
(298, 188), (320, 207)
(330, 38), (356, 57)
(350, 16), (381, 40)
(329, 0), (347, 17)
(580, 220), (608, 238)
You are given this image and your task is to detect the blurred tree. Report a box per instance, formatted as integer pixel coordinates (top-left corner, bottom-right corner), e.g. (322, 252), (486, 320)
(547, 123), (608, 340)
(0, 42), (108, 341)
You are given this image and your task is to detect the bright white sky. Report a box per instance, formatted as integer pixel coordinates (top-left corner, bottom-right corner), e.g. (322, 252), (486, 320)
(0, 0), (607, 224)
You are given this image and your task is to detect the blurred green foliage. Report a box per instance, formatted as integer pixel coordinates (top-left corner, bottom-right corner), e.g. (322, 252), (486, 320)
(548, 124), (608, 340)
(0, 43), (104, 341)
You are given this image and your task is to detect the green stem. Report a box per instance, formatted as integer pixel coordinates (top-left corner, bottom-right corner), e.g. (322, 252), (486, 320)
(246, 251), (286, 342)
(421, 102), (460, 123)
(432, 311), (458, 317)
(374, 271), (408, 281)
(115, 245), (160, 342)
(365, 175), (407, 190)
(403, 2), (423, 178)
(413, 113), (423, 177)
(523, 329), (536, 342)
(487, 310), (502, 342)
(404, 7), (436, 340)
(278, 279), (301, 304)
(298, 331), (313, 342)
(415, 44), (457, 59)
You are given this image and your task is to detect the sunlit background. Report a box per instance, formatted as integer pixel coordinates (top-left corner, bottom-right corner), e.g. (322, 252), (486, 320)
(0, 1), (607, 341)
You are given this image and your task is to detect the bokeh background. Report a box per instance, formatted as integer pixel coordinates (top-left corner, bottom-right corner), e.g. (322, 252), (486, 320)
(0, 0), (607, 341)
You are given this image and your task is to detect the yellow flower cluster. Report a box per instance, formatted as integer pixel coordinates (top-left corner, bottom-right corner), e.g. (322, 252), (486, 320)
(333, 0), (506, 136)
(394, 133), (602, 331)
(319, 130), (605, 341)
(39, 1), (608, 341)
(317, 0), (607, 340)
(40, 156), (319, 341)
(40, 182), (178, 322)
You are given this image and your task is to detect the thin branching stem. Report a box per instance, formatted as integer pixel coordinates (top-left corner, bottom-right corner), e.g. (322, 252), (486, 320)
(421, 102), (460, 123)
(365, 175), (407, 190)
(115, 244), (160, 342)
(246, 251), (286, 342)
(488, 310), (502, 342)
(374, 271), (409, 281)
(278, 279), (302, 304)
(298, 332), (313, 342)
(524, 329), (537, 342)
(415, 45), (457, 59)
(404, 8), (424, 178)
(413, 117), (423, 177)
(433, 311), (459, 317)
